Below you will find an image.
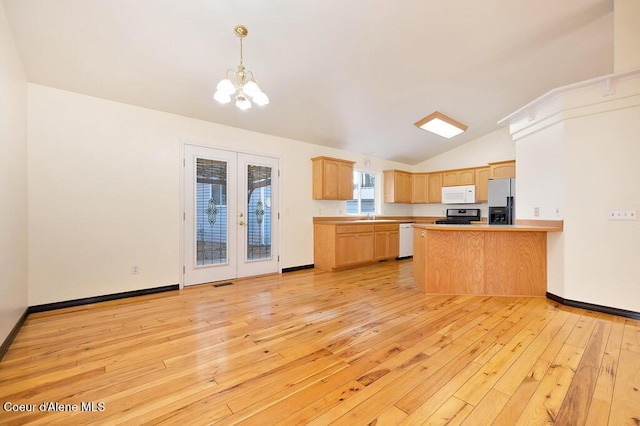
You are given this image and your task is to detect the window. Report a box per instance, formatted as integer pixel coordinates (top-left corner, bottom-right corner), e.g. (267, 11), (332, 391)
(346, 170), (376, 214)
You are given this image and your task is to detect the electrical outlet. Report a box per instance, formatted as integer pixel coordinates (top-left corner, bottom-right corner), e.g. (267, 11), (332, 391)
(609, 210), (638, 221)
(534, 207), (539, 217)
(131, 265), (139, 275)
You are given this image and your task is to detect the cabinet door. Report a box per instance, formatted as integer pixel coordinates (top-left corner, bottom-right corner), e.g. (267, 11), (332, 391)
(491, 161), (515, 179)
(336, 234), (357, 266)
(388, 231), (399, 258)
(412, 173), (429, 203)
(311, 157), (354, 200)
(442, 171), (458, 187)
(356, 233), (374, 263)
(337, 162), (354, 200)
(323, 160), (340, 199)
(428, 173), (443, 203)
(399, 172), (413, 203)
(458, 170), (475, 185)
(384, 170), (413, 203)
(475, 167), (491, 202)
(374, 231), (388, 260)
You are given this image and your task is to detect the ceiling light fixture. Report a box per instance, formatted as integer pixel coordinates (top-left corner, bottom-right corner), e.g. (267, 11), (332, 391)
(414, 111), (467, 138)
(213, 25), (269, 110)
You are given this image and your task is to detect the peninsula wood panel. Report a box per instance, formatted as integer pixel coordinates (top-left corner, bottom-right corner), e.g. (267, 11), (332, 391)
(414, 227), (548, 296)
(424, 230), (485, 294)
(484, 231), (546, 296)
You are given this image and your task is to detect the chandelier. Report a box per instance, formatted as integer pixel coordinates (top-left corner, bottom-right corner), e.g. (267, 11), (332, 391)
(213, 25), (269, 110)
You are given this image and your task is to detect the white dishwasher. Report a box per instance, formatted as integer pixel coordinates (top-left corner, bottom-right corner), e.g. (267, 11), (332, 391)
(398, 223), (414, 258)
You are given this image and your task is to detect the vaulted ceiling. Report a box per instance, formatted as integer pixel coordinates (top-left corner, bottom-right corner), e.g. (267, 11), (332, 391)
(3, 0), (614, 164)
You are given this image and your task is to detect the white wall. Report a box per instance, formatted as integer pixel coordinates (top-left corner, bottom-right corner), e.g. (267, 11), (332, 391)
(514, 124), (565, 220)
(0, 3), (28, 343)
(414, 128), (515, 172)
(27, 84), (411, 306)
(563, 104), (640, 312)
(504, 71), (640, 313)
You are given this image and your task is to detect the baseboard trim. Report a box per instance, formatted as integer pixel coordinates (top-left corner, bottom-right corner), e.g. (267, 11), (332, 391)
(0, 308), (29, 362)
(28, 284), (180, 314)
(282, 264), (314, 273)
(546, 292), (640, 320)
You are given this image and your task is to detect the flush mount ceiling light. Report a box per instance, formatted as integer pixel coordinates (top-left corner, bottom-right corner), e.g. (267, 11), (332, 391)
(213, 25), (269, 110)
(414, 111), (467, 138)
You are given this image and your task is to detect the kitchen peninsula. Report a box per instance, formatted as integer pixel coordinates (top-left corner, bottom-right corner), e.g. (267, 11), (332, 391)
(413, 223), (562, 296)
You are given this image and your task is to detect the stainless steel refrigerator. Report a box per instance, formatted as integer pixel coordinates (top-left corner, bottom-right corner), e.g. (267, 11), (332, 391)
(488, 178), (515, 225)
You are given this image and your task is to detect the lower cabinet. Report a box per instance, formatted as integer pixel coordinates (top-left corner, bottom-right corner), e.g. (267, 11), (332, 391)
(374, 225), (399, 260)
(336, 232), (374, 267)
(314, 222), (399, 271)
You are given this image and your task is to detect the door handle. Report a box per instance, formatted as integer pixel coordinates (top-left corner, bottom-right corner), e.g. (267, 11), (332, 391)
(239, 221), (245, 226)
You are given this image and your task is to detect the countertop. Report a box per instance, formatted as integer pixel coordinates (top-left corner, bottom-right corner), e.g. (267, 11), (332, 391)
(413, 223), (563, 232)
(314, 219), (412, 225)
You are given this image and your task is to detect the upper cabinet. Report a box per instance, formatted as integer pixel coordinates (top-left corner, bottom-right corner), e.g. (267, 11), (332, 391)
(475, 167), (492, 202)
(311, 156), (355, 200)
(428, 173), (443, 203)
(489, 160), (516, 179)
(411, 173), (429, 203)
(343, 160), (516, 205)
(384, 170), (413, 203)
(442, 168), (476, 187)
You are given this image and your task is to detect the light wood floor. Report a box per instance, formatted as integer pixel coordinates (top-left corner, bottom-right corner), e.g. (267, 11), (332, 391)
(1, 260), (639, 425)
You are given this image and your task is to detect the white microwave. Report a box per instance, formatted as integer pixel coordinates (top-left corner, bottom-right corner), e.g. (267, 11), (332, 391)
(441, 185), (476, 204)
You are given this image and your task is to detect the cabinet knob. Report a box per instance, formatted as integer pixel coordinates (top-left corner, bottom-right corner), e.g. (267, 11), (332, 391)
(239, 221), (245, 226)
(421, 231), (425, 238)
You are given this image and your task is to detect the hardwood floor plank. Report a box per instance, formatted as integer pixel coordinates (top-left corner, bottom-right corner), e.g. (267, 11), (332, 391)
(0, 261), (638, 424)
(622, 318), (640, 354)
(460, 389), (510, 425)
(400, 363), (481, 426)
(555, 318), (611, 425)
(454, 300), (560, 406)
(493, 309), (571, 396)
(584, 315), (626, 426)
(514, 343), (584, 425)
(393, 299), (530, 414)
(609, 343), (640, 425)
(492, 376), (540, 425)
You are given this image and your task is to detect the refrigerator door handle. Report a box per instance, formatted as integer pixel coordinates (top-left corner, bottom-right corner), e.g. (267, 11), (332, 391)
(506, 196), (514, 225)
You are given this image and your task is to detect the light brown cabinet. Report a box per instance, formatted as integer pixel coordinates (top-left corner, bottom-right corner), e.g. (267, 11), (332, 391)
(336, 232), (374, 267)
(442, 168), (476, 187)
(428, 173), (443, 203)
(490, 160), (516, 179)
(311, 156), (355, 200)
(314, 222), (398, 271)
(374, 224), (399, 260)
(411, 173), (429, 203)
(383, 170), (413, 203)
(343, 160), (516, 205)
(475, 167), (491, 202)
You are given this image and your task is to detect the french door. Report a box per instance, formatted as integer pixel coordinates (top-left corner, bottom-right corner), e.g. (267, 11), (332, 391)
(183, 144), (279, 286)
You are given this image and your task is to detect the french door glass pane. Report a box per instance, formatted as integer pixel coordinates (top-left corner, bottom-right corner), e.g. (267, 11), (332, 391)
(246, 164), (272, 261)
(196, 158), (227, 266)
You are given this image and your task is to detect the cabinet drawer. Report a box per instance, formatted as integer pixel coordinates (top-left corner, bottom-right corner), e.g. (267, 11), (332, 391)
(374, 224), (398, 232)
(336, 224), (374, 234)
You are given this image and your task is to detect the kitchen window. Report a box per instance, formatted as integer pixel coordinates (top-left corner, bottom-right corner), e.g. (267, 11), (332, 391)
(346, 170), (377, 215)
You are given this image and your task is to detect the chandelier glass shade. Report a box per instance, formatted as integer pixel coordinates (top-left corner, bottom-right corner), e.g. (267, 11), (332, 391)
(214, 25), (269, 110)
